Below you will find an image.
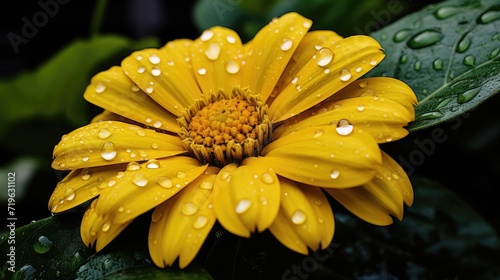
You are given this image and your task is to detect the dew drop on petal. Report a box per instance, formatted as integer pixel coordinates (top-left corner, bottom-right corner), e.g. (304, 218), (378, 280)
(153, 120), (162, 128)
(199, 181), (214, 190)
(82, 156), (89, 162)
(330, 169), (340, 179)
(156, 176), (173, 188)
(197, 68), (207, 75)
(101, 223), (111, 232)
(313, 129), (324, 138)
(182, 202), (198, 216)
(359, 80), (368, 88)
(65, 192), (75, 201)
(98, 129), (111, 139)
(357, 104), (365, 112)
(316, 48), (334, 67)
(280, 38), (293, 51)
(149, 54), (160, 64)
(225, 60), (240, 74)
(151, 67), (161, 76)
(145, 86), (153, 94)
(146, 159), (160, 169)
(127, 162), (141, 171)
(205, 42), (221, 60)
(193, 215), (209, 229)
(100, 142), (117, 160)
(291, 210), (306, 225)
(235, 199), (252, 214)
(303, 21), (312, 28)
(176, 171), (187, 179)
(370, 58), (378, 66)
(136, 129), (146, 137)
(200, 30), (214, 41)
(336, 119), (353, 136)
(339, 68), (352, 81)
(226, 35), (236, 44)
(261, 172), (274, 184)
(81, 168), (92, 180)
(95, 82), (106, 93)
(132, 173), (148, 187)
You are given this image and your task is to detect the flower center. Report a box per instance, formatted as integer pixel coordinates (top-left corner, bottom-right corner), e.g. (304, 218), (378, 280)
(178, 88), (272, 167)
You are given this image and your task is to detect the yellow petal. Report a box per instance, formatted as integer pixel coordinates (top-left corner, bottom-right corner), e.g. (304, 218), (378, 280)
(273, 96), (413, 143)
(242, 12), (312, 102)
(269, 177), (334, 254)
(121, 47), (202, 116)
(261, 126), (381, 188)
(269, 35), (385, 122)
(190, 27), (244, 96)
(83, 66), (179, 132)
(326, 77), (418, 116)
(49, 164), (126, 213)
(325, 152), (413, 225)
(269, 30), (343, 105)
(52, 121), (186, 170)
(149, 167), (219, 268)
(213, 158), (280, 237)
(93, 156), (207, 224)
(80, 199), (132, 251)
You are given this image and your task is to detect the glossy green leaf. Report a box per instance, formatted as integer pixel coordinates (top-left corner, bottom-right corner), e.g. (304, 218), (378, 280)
(0, 213), (213, 280)
(0, 35), (159, 138)
(367, 0), (500, 131)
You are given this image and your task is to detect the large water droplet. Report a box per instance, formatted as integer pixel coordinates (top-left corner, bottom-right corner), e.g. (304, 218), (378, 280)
(478, 9), (500, 24)
(330, 169), (340, 179)
(336, 119), (353, 136)
(457, 87), (480, 104)
(101, 222), (111, 232)
(100, 142), (117, 160)
(146, 159), (160, 169)
(156, 176), (173, 188)
(132, 173), (148, 187)
(407, 29), (443, 49)
(393, 29), (412, 42)
(199, 181), (214, 190)
(197, 68), (207, 75)
(339, 68), (352, 81)
(176, 171), (187, 179)
(149, 54), (161, 64)
(81, 168), (92, 180)
(225, 60), (240, 74)
(435, 6), (461, 19)
(416, 111), (444, 120)
(127, 162), (141, 171)
(432, 58), (444, 70)
(151, 67), (161, 76)
(313, 129), (324, 138)
(316, 48), (334, 67)
(456, 36), (471, 53)
(280, 38), (293, 51)
(200, 30), (214, 41)
(98, 128), (111, 139)
(95, 82), (106, 93)
(235, 199), (252, 214)
(490, 47), (500, 59)
(205, 42), (221, 60)
(193, 215), (209, 229)
(463, 55), (475, 66)
(182, 202), (198, 216)
(291, 210), (306, 225)
(261, 172), (274, 184)
(33, 236), (53, 254)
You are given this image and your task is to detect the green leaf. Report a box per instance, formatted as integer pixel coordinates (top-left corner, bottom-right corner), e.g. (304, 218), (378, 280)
(0, 35), (159, 138)
(367, 0), (500, 131)
(0, 213), (213, 280)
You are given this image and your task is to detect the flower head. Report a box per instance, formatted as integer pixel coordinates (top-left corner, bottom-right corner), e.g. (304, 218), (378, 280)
(49, 12), (417, 268)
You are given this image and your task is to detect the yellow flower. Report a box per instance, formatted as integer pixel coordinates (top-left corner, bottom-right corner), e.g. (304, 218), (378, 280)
(49, 12), (417, 268)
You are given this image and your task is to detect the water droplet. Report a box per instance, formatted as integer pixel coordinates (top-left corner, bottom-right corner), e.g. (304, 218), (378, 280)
(225, 60), (240, 74)
(98, 128), (111, 139)
(153, 120), (162, 128)
(182, 202), (198, 216)
(369, 58), (378, 66)
(100, 142), (117, 160)
(146, 86), (153, 94)
(416, 111), (444, 120)
(193, 215), (209, 229)
(107, 179), (116, 187)
(149, 54), (160, 64)
(205, 42), (221, 60)
(357, 104), (365, 112)
(101, 222), (111, 232)
(478, 10), (500, 24)
(261, 172), (274, 184)
(156, 176), (173, 188)
(316, 48), (334, 67)
(330, 169), (340, 179)
(136, 55), (143, 61)
(490, 47), (500, 59)
(359, 80), (368, 88)
(432, 58), (443, 70)
(303, 21), (312, 28)
(291, 76), (299, 84)
(176, 171), (187, 179)
(407, 29), (443, 49)
(291, 210), (306, 225)
(463, 55), (475, 66)
(197, 68), (207, 75)
(95, 82), (106, 93)
(226, 35), (236, 44)
(151, 142), (159, 149)
(399, 55), (408, 64)
(200, 30), (214, 41)
(132, 173), (148, 187)
(393, 29), (412, 42)
(136, 129), (146, 136)
(336, 119), (353, 136)
(146, 159), (160, 169)
(355, 66), (362, 72)
(457, 87), (480, 104)
(435, 6), (461, 19)
(313, 129), (324, 138)
(235, 199), (252, 214)
(339, 68), (352, 81)
(82, 155), (89, 162)
(456, 36), (471, 53)
(392, 171), (401, 180)
(199, 181), (214, 190)
(127, 162), (141, 171)
(151, 67), (161, 76)
(33, 236), (53, 254)
(280, 38), (293, 51)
